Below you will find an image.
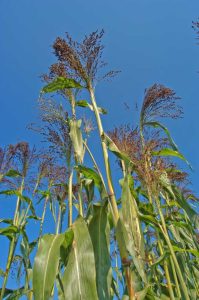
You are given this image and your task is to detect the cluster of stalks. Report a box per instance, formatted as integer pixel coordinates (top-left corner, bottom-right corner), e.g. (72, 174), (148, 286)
(0, 29), (199, 300)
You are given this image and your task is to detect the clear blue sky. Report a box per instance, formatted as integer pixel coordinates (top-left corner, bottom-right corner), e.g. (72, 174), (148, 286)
(0, 0), (199, 293)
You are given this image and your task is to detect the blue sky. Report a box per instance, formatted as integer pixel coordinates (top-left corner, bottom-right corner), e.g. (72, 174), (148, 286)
(0, 1), (199, 183)
(1, 0), (199, 294)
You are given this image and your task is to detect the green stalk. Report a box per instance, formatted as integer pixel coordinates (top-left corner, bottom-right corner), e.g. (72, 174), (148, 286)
(0, 178), (25, 300)
(139, 122), (153, 205)
(161, 227), (190, 300)
(13, 178), (25, 225)
(70, 92), (84, 217)
(88, 84), (119, 223)
(39, 194), (49, 239)
(0, 239), (17, 300)
(68, 171), (73, 227)
(83, 141), (106, 191)
(140, 123), (176, 297)
(56, 205), (62, 234)
(77, 173), (83, 217)
(158, 239), (175, 300)
(170, 256), (181, 299)
(88, 84), (135, 298)
(21, 176), (41, 225)
(114, 240), (119, 295)
(157, 204), (190, 300)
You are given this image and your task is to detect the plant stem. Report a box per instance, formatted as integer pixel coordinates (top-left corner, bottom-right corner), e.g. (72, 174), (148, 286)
(70, 92), (84, 218)
(0, 238), (17, 300)
(56, 205), (62, 234)
(157, 204), (190, 300)
(88, 84), (119, 223)
(77, 173), (83, 217)
(39, 195), (49, 239)
(83, 141), (106, 191)
(68, 171), (73, 227)
(158, 240), (175, 300)
(88, 84), (136, 297)
(13, 178), (25, 225)
(170, 256), (181, 299)
(160, 226), (190, 300)
(0, 178), (25, 300)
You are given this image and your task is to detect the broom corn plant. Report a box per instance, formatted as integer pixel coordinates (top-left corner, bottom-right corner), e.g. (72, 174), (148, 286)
(0, 29), (199, 300)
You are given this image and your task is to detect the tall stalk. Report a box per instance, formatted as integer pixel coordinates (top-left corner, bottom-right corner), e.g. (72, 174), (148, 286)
(156, 200), (190, 300)
(88, 84), (119, 223)
(69, 92), (84, 217)
(157, 239), (175, 300)
(0, 178), (25, 300)
(88, 83), (135, 299)
(68, 171), (73, 227)
(39, 194), (49, 239)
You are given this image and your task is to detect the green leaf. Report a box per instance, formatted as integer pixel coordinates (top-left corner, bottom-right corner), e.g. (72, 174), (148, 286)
(76, 100), (107, 114)
(144, 121), (178, 151)
(152, 148), (192, 169)
(0, 287), (25, 300)
(172, 186), (199, 227)
(0, 268), (5, 277)
(0, 218), (13, 224)
(138, 212), (159, 227)
(0, 190), (36, 217)
(83, 178), (95, 202)
(75, 100), (88, 107)
(76, 165), (107, 199)
(89, 204), (112, 300)
(102, 133), (133, 166)
(119, 175), (147, 283)
(41, 77), (83, 93)
(56, 274), (65, 300)
(4, 169), (22, 178)
(69, 119), (84, 163)
(151, 252), (170, 268)
(60, 229), (74, 266)
(62, 217), (98, 300)
(33, 233), (65, 300)
(0, 225), (18, 239)
(172, 246), (199, 257)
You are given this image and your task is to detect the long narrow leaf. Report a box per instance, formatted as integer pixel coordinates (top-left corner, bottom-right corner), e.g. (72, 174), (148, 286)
(62, 217), (98, 300)
(89, 204), (112, 300)
(33, 233), (65, 300)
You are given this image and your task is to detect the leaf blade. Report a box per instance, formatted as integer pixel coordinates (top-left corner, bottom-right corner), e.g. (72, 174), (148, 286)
(89, 204), (112, 300)
(41, 77), (83, 93)
(62, 217), (98, 300)
(33, 233), (65, 300)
